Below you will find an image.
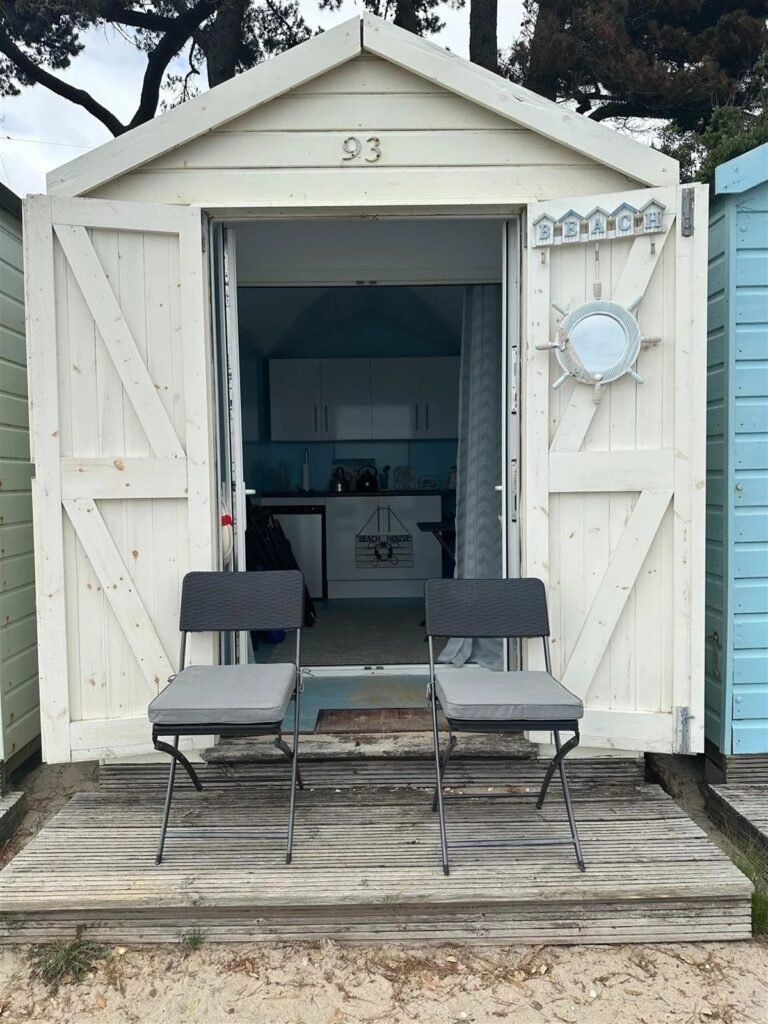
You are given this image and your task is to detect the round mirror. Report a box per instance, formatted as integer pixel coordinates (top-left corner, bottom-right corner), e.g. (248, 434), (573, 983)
(568, 313), (627, 374)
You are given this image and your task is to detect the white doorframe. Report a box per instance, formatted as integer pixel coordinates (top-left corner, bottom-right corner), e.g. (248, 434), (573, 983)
(502, 218), (522, 668)
(212, 213), (520, 674)
(211, 223), (249, 663)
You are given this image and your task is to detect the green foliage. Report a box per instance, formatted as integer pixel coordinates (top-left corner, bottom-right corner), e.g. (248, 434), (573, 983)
(506, 1), (768, 133)
(28, 927), (108, 993)
(179, 926), (205, 951)
(659, 51), (768, 183)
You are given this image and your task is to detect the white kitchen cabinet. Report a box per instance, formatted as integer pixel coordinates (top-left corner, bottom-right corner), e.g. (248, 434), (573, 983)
(269, 359), (322, 441)
(370, 358), (421, 439)
(320, 358), (372, 440)
(270, 357), (458, 441)
(421, 356), (460, 438)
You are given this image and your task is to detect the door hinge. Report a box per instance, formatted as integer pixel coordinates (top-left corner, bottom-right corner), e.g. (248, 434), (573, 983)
(681, 187), (695, 237)
(676, 706), (693, 754)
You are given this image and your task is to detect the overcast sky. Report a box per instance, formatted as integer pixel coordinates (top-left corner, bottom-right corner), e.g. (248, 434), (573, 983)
(0, 1), (524, 197)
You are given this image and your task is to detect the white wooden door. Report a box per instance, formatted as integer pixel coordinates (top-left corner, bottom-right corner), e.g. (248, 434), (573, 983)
(320, 358), (372, 440)
(370, 358), (420, 439)
(421, 357), (460, 438)
(522, 184), (708, 754)
(269, 359), (322, 441)
(23, 195), (215, 763)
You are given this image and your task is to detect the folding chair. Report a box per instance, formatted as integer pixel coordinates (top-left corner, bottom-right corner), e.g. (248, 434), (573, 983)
(148, 570), (305, 865)
(425, 577), (586, 875)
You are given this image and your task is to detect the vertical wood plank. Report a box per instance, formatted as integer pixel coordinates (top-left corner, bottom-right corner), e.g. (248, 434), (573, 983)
(22, 196), (71, 763)
(673, 184), (709, 750)
(522, 232), (552, 671)
(179, 211), (217, 667)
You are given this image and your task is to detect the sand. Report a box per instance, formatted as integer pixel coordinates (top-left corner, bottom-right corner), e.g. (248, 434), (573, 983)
(0, 761), (766, 1023)
(0, 937), (766, 1024)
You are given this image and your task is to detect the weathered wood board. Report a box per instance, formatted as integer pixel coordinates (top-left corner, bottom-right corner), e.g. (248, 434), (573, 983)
(0, 760), (751, 945)
(707, 784), (768, 860)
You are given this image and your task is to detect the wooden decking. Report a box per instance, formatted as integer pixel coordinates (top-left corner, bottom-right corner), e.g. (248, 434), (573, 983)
(0, 758), (753, 945)
(708, 784), (768, 860)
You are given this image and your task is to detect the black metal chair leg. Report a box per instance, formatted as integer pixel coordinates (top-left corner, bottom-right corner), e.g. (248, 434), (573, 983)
(286, 687), (302, 864)
(432, 732), (456, 812)
(275, 734), (304, 790)
(154, 738), (203, 792)
(558, 747), (586, 871)
(429, 687), (450, 876)
(536, 728), (579, 809)
(156, 735), (179, 865)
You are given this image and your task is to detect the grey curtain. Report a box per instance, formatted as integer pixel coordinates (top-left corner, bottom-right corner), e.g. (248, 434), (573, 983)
(440, 284), (503, 669)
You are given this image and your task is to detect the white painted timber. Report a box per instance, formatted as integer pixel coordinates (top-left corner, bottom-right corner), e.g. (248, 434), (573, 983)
(549, 450), (675, 492)
(362, 14), (677, 187)
(23, 196), (215, 763)
(47, 16), (676, 204)
(523, 185), (707, 753)
(23, 196), (70, 764)
(60, 458), (188, 499)
(46, 18), (362, 198)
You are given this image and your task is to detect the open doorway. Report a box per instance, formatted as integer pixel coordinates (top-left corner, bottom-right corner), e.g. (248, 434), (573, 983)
(212, 217), (518, 727)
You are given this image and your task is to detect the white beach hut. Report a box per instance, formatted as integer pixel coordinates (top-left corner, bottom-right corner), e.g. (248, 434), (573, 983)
(23, 14), (707, 765)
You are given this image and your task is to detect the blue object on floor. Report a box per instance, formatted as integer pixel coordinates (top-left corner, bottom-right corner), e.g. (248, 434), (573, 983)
(281, 673), (428, 732)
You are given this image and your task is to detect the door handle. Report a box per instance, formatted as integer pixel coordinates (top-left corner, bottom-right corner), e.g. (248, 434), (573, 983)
(324, 405), (328, 432)
(314, 405), (318, 433)
(415, 403), (419, 431)
(425, 402), (430, 432)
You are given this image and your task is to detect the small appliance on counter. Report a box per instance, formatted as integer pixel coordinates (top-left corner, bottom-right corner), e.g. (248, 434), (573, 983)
(355, 465), (379, 492)
(330, 466), (349, 492)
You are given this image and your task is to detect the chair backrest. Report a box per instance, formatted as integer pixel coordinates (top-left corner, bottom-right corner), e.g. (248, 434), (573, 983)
(179, 571), (304, 633)
(424, 578), (550, 639)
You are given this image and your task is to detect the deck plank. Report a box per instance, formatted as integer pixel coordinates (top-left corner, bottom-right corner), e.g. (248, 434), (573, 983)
(708, 784), (768, 860)
(0, 761), (752, 945)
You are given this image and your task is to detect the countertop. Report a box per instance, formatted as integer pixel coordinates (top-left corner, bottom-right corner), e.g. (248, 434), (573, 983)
(260, 489), (454, 498)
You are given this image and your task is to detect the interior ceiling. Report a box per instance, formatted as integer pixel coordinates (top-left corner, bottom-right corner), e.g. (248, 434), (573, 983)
(237, 284), (464, 358)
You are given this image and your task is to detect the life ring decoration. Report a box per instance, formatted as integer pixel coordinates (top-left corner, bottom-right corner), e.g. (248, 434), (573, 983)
(537, 298), (660, 404)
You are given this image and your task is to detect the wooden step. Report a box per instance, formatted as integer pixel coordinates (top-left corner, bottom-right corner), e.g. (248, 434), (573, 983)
(0, 761), (751, 946)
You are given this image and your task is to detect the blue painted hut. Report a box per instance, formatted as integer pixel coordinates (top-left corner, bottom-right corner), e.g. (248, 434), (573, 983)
(706, 143), (768, 762)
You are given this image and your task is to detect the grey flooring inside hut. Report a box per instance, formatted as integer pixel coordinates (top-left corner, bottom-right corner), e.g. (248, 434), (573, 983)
(264, 602), (428, 666)
(0, 757), (753, 945)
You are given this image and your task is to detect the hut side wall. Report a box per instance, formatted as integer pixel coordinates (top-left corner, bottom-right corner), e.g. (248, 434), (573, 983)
(706, 175), (768, 755)
(0, 192), (40, 776)
(87, 56), (641, 207)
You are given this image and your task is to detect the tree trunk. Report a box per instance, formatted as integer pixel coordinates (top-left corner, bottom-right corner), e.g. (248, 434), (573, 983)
(394, 0), (419, 34)
(202, 0), (249, 86)
(469, 0), (498, 74)
(525, 0), (567, 99)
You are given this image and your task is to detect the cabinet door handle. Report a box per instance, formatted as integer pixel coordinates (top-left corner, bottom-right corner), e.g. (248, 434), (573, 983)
(415, 403), (419, 432)
(324, 405), (328, 432)
(425, 402), (430, 432)
(314, 405), (318, 433)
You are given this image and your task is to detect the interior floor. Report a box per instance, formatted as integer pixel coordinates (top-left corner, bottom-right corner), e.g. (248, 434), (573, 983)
(262, 599), (428, 667)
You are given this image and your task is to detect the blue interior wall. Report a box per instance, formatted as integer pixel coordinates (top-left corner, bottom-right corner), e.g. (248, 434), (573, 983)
(707, 151), (768, 755)
(238, 284), (461, 494)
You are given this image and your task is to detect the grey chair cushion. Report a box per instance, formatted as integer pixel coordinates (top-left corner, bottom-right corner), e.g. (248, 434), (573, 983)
(148, 663), (296, 727)
(435, 667), (583, 722)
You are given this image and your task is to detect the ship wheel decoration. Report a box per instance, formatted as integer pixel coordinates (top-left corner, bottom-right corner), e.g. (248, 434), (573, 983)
(536, 245), (661, 403)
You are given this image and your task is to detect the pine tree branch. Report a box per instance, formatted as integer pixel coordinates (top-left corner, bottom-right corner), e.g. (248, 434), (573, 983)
(0, 22), (126, 135)
(127, 0), (216, 127)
